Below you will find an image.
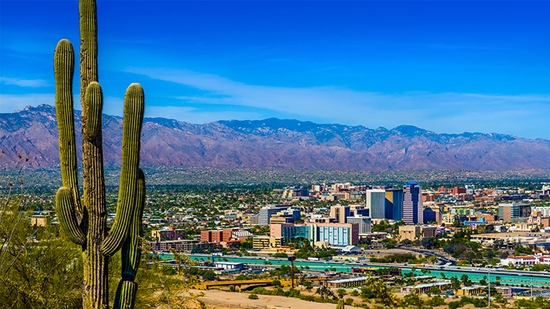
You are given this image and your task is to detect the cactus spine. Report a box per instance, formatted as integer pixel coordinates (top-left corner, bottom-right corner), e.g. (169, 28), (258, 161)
(53, 1), (145, 308)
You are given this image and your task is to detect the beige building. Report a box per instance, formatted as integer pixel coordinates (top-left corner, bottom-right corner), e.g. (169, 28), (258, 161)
(31, 214), (50, 227)
(399, 225), (437, 241)
(456, 285), (485, 296)
(330, 205), (350, 223)
(252, 236), (284, 249)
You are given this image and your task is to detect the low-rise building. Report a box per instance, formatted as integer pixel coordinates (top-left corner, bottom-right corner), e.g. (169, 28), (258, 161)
(399, 225), (437, 241)
(326, 276), (369, 288)
(499, 202), (531, 223)
(31, 214), (50, 227)
(470, 232), (550, 248)
(212, 261), (245, 271)
(252, 236), (284, 249)
(152, 227), (186, 241)
(149, 240), (210, 252)
(499, 253), (550, 266)
(400, 280), (452, 294)
(456, 285), (485, 296)
(271, 222), (359, 246)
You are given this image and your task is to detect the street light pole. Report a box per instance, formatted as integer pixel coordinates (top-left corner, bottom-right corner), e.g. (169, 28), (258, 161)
(487, 269), (491, 308)
(531, 276), (533, 299)
(288, 256), (296, 288)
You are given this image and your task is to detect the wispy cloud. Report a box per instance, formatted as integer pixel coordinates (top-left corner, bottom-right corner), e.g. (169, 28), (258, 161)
(145, 105), (262, 124)
(0, 77), (49, 87)
(127, 67), (550, 139)
(0, 94), (55, 113)
(4, 69), (550, 139)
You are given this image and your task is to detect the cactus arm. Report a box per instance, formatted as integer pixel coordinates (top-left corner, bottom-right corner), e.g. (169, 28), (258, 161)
(54, 39), (84, 217)
(121, 168), (146, 280)
(114, 169), (145, 309)
(113, 281), (137, 309)
(84, 82), (103, 140)
(55, 187), (86, 245)
(101, 84), (145, 256)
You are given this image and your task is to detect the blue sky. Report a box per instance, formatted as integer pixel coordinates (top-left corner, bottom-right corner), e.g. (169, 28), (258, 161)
(1, 1), (550, 139)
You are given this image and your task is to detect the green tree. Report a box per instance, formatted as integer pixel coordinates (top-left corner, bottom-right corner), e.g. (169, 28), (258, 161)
(421, 237), (439, 249)
(460, 274), (471, 286)
(0, 158), (82, 308)
(0, 217), (83, 308)
(426, 295), (445, 306)
(202, 270), (216, 281)
(365, 277), (397, 308)
(401, 291), (426, 309)
(337, 288), (347, 298)
(450, 276), (461, 290)
(315, 285), (335, 300)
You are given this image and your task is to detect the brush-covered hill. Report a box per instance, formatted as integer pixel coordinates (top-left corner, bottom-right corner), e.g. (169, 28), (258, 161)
(1, 104), (549, 171)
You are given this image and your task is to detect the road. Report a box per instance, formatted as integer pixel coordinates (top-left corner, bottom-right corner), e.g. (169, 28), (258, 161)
(186, 253), (550, 286)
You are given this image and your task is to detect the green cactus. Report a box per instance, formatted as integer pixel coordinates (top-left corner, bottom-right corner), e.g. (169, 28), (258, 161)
(53, 1), (146, 308)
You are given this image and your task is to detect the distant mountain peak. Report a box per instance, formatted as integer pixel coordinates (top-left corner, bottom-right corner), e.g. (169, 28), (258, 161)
(393, 125), (430, 136)
(22, 104), (55, 112)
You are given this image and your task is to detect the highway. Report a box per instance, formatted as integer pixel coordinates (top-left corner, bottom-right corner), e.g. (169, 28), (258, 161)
(184, 253), (550, 287)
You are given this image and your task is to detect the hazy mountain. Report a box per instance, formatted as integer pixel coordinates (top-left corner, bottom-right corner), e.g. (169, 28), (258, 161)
(2, 104), (550, 171)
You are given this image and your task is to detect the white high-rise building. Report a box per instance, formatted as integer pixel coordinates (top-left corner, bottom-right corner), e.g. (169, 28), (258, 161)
(366, 189), (386, 219)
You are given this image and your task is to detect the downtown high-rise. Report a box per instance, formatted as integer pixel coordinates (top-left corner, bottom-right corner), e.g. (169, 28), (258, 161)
(403, 181), (423, 224)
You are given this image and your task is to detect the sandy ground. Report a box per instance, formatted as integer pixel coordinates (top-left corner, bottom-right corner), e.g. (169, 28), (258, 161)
(193, 289), (362, 309)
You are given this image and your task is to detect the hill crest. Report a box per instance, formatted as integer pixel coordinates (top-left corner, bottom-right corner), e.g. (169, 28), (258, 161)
(1, 104), (548, 171)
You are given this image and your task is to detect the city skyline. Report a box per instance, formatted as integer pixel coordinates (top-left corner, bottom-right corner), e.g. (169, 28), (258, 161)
(1, 1), (550, 139)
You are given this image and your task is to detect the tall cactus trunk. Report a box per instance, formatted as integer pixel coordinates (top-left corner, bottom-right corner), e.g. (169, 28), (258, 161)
(80, 1), (108, 307)
(82, 86), (108, 308)
(54, 1), (146, 308)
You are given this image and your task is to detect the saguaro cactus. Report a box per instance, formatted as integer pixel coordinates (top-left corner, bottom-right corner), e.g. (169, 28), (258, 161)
(53, 1), (146, 308)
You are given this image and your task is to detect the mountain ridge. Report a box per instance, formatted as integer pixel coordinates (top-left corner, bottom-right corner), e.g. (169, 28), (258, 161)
(1, 104), (549, 171)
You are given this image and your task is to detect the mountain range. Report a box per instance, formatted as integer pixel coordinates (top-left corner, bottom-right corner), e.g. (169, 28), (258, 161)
(1, 104), (550, 171)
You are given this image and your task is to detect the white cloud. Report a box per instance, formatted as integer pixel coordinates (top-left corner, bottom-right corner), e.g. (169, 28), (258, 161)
(0, 94), (55, 113)
(4, 70), (550, 139)
(126, 67), (550, 139)
(0, 77), (49, 88)
(145, 105), (262, 124)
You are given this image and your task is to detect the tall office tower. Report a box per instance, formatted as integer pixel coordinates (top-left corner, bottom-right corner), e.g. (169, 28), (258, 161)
(403, 181), (423, 224)
(330, 205), (351, 223)
(366, 189), (386, 219)
(385, 188), (404, 221)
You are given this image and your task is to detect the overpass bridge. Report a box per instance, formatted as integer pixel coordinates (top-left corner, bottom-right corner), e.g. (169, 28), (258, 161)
(192, 278), (293, 290)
